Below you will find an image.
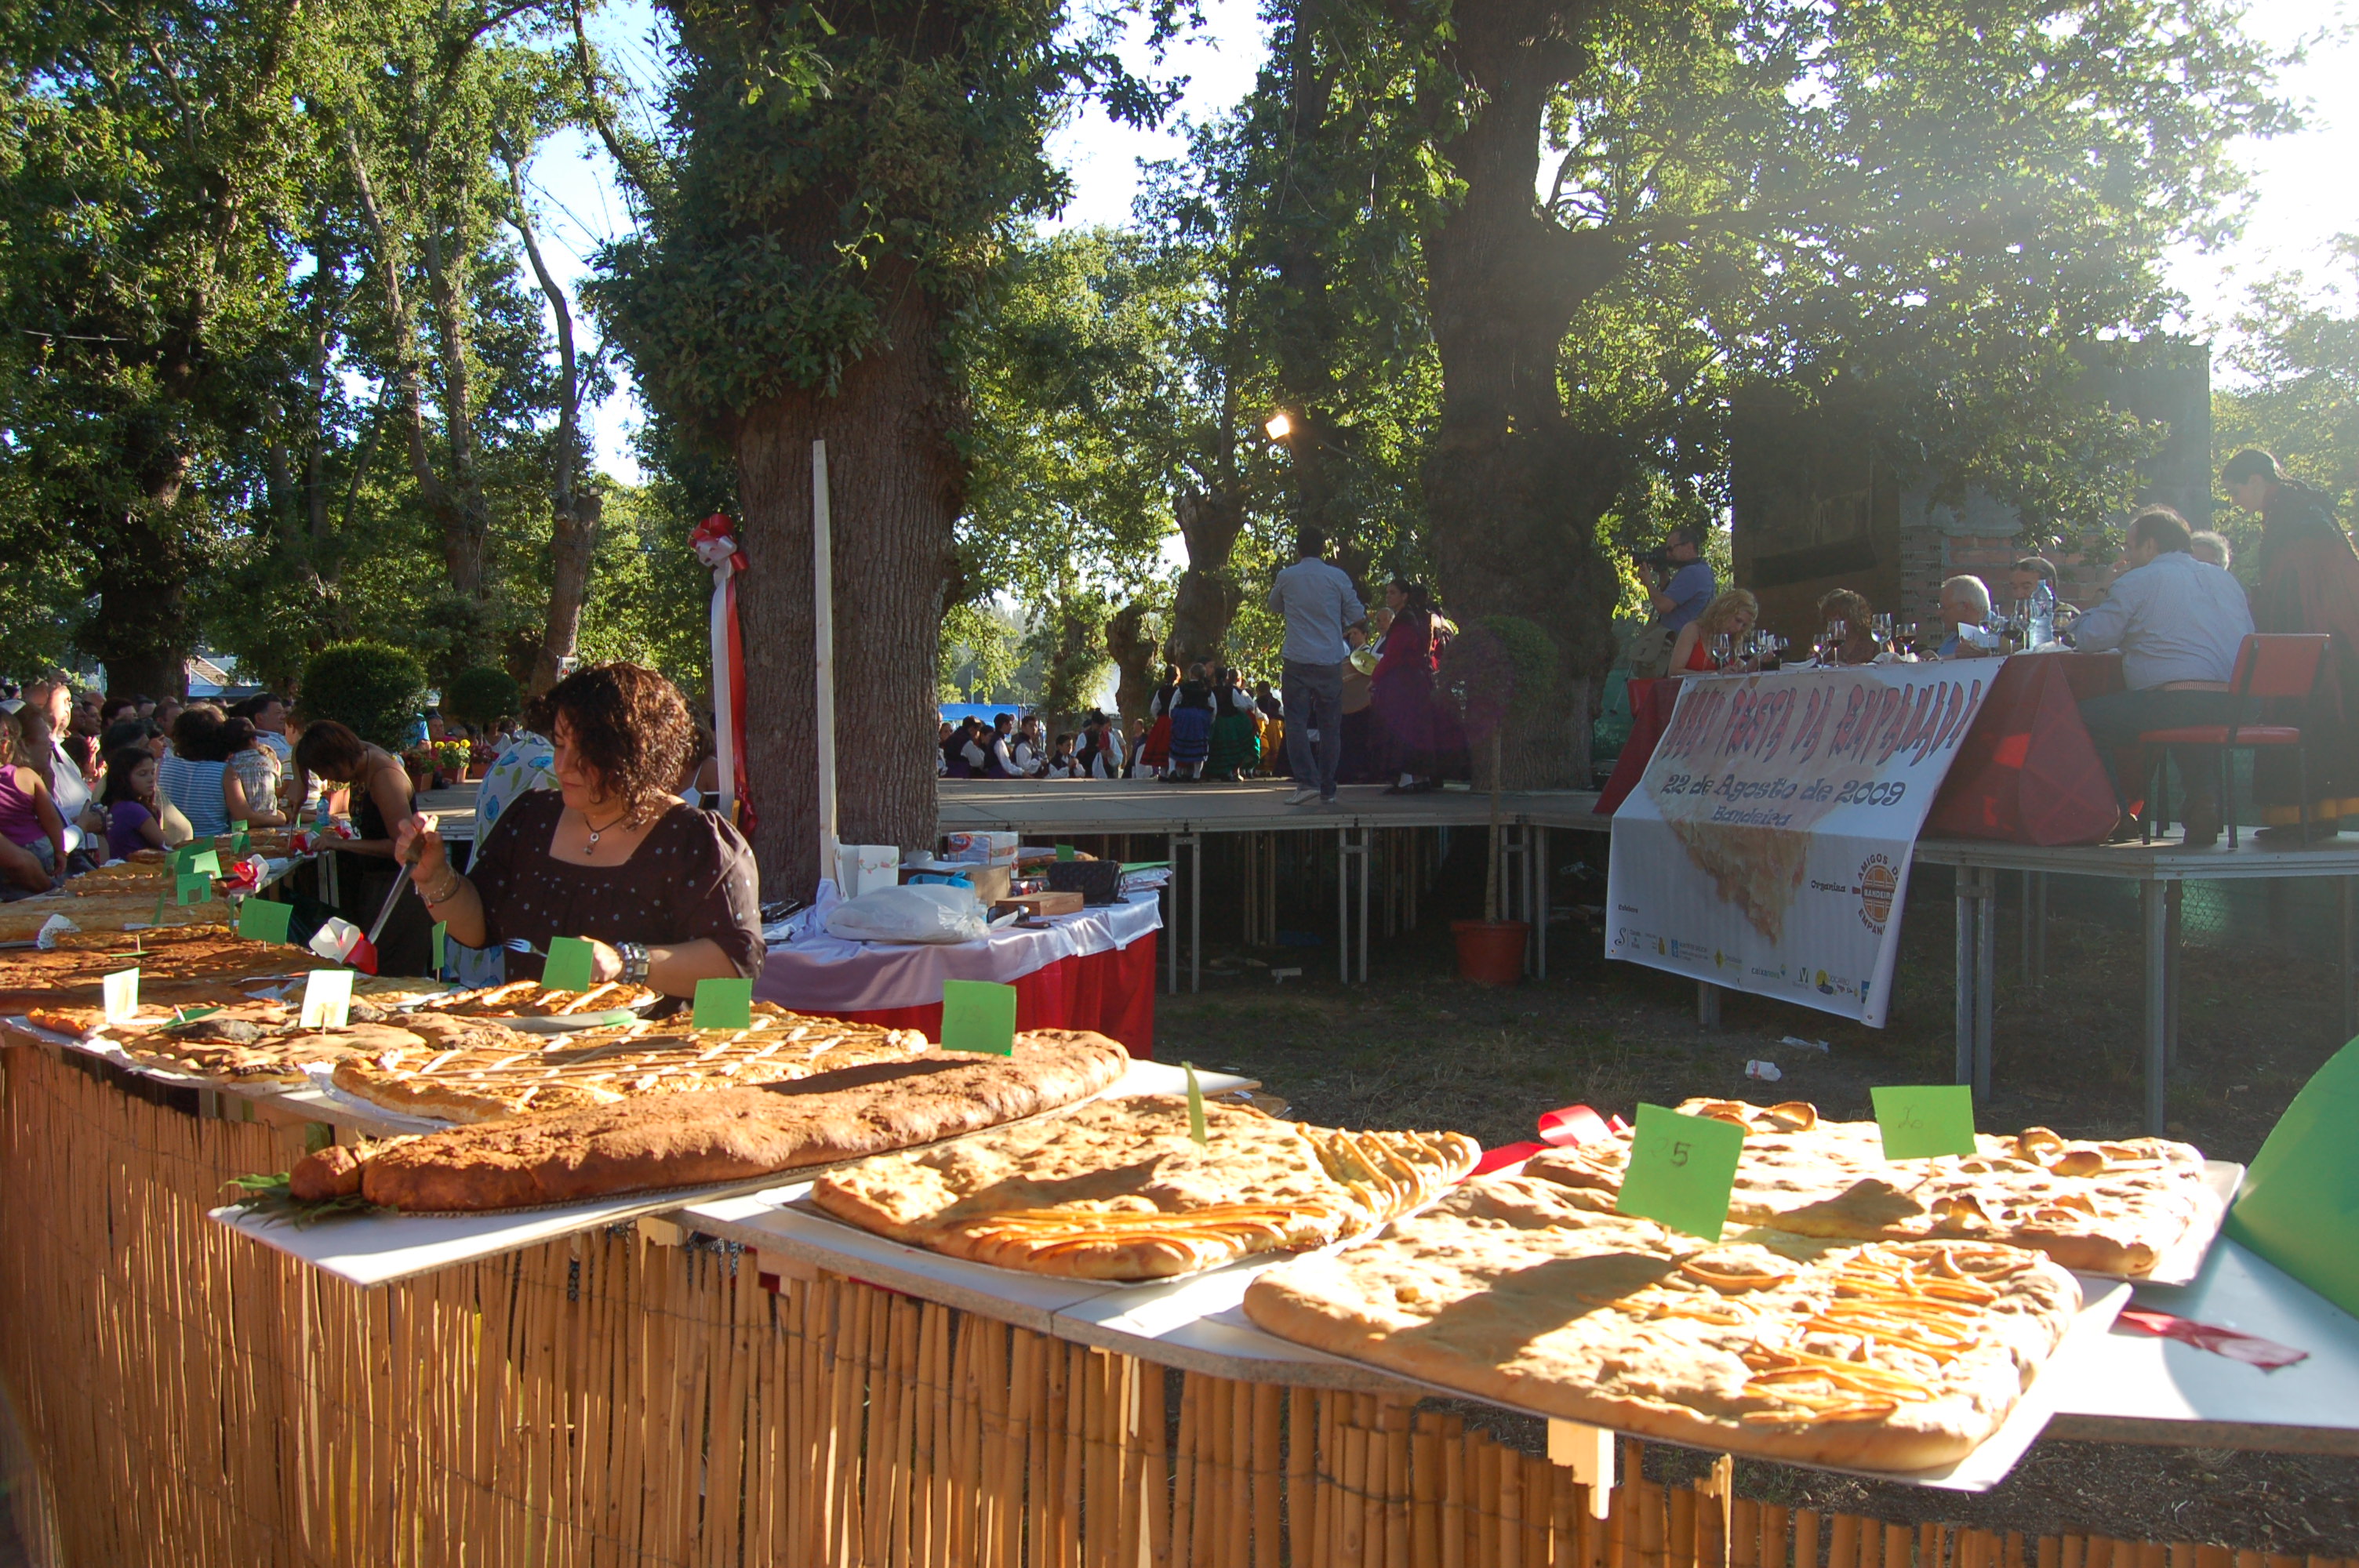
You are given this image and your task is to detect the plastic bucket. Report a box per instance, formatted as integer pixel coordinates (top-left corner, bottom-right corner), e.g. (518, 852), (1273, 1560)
(1450, 920), (1530, 985)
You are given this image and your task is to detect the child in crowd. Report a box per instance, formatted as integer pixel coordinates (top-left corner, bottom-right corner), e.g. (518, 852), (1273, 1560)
(102, 746), (170, 858)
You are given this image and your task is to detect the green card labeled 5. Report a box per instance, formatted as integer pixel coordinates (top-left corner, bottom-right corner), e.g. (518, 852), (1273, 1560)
(1614, 1103), (1744, 1240)
(940, 980), (1016, 1056)
(238, 899), (295, 944)
(540, 935), (596, 993)
(1871, 1085), (1978, 1161)
(692, 977), (754, 1031)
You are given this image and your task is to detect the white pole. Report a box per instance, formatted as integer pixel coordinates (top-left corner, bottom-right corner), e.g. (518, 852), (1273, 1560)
(812, 440), (840, 886)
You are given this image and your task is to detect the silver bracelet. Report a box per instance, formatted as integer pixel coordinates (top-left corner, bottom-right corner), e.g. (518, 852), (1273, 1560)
(422, 869), (465, 906)
(618, 942), (651, 985)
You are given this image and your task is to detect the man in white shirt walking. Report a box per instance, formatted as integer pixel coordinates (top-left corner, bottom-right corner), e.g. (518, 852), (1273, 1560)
(2073, 506), (2255, 845)
(1267, 527), (1366, 805)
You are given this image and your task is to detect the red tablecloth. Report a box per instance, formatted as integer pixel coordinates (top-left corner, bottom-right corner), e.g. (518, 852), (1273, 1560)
(1925, 654), (2124, 845)
(800, 935), (1158, 1057)
(1598, 656), (2128, 845)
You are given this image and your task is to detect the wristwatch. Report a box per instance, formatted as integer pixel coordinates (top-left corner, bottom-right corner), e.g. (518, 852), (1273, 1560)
(617, 942), (651, 985)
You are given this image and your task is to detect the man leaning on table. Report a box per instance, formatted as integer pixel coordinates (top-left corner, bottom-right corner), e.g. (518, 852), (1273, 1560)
(2070, 506), (2254, 847)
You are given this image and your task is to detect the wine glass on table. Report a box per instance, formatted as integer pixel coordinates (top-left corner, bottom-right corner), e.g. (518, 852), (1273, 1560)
(1710, 631), (1734, 671)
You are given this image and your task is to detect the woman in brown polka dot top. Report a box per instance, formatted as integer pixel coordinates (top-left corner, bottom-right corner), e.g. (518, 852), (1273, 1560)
(394, 662), (761, 996)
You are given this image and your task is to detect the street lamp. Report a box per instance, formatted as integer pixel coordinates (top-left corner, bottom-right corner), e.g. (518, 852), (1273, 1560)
(1263, 410), (1292, 441)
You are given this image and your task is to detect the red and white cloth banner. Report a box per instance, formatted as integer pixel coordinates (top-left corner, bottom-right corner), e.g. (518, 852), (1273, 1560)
(691, 513), (753, 833)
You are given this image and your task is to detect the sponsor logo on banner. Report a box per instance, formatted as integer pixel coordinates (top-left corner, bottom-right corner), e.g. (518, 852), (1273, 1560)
(1605, 663), (1993, 1027)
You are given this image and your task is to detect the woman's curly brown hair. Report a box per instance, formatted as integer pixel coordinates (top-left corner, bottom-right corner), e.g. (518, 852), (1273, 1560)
(546, 662), (696, 817)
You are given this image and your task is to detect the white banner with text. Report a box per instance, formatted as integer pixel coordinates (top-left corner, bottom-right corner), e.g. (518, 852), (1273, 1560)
(1605, 665), (1994, 1026)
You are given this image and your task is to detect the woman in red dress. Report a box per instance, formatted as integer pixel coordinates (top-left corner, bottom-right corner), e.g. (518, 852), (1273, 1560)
(2223, 449), (2359, 833)
(1372, 579), (1450, 793)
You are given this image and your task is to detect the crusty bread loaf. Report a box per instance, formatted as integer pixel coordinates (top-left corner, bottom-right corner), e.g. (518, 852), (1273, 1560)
(339, 1031), (1132, 1212)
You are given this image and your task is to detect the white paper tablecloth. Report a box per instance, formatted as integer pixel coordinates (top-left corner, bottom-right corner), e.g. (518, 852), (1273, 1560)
(755, 891), (1161, 1013)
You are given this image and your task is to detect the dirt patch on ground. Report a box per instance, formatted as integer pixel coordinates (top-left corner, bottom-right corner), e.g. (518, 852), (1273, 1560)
(1156, 864), (2358, 1556)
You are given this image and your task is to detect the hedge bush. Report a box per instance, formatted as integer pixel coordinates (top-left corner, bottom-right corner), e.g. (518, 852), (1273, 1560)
(443, 666), (522, 731)
(300, 641), (428, 751)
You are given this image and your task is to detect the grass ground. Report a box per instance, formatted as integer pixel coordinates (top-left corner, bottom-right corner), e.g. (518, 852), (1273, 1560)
(1153, 855), (2359, 1556)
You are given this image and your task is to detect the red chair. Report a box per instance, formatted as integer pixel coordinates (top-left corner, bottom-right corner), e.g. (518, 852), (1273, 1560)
(2139, 633), (2332, 848)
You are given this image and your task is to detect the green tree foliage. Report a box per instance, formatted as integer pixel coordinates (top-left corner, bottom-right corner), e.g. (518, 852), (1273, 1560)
(0, 0), (322, 696)
(0, 0), (679, 700)
(1223, 0), (2290, 783)
(300, 640), (430, 748)
(2214, 234), (2359, 565)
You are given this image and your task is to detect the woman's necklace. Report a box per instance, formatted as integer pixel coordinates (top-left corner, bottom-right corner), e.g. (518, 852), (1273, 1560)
(580, 805), (631, 855)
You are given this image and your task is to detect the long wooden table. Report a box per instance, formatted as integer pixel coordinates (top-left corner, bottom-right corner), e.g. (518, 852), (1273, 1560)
(10, 1026), (2359, 1566)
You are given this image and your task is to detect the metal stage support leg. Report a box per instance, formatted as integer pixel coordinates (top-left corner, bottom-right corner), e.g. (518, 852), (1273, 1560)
(1976, 868), (1995, 1100)
(1263, 833), (1278, 949)
(1535, 826), (1550, 980)
(1336, 827), (1372, 984)
(1192, 833), (1202, 994)
(1697, 982), (1721, 1029)
(2141, 880), (2168, 1134)
(1165, 833), (1202, 996)
(2344, 878), (2357, 1041)
(1954, 866), (1997, 1091)
(2165, 881), (2183, 1074)
(1358, 829), (1370, 984)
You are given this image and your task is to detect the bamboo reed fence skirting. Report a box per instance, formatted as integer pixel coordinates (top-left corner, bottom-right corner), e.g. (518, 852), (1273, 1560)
(2, 1042), (2350, 1568)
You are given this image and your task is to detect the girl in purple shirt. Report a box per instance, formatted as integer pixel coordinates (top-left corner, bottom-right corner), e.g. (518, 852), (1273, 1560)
(101, 746), (169, 859)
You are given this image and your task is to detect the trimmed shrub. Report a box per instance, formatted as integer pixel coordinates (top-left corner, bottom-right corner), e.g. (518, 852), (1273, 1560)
(300, 641), (428, 751)
(444, 666), (522, 731)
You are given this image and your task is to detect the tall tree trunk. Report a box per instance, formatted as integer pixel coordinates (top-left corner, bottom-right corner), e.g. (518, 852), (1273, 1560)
(1105, 599), (1158, 739)
(1167, 485), (1248, 667)
(511, 163), (598, 695)
(1267, 2), (1348, 543)
(83, 445), (197, 699)
(1423, 0), (1627, 787)
(732, 270), (958, 897)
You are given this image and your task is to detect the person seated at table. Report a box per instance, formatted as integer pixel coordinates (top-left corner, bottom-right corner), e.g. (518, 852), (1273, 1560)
(1936, 575), (1997, 658)
(2071, 506), (2254, 847)
(1814, 588), (1882, 665)
(1668, 590), (1759, 675)
(392, 662), (761, 997)
(2189, 531), (2232, 569)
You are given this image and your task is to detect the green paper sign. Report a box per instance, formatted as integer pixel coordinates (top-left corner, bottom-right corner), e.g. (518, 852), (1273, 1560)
(238, 898), (294, 944)
(1055, 844), (1075, 862)
(1615, 1103), (1744, 1240)
(299, 969), (354, 1029)
(541, 935), (595, 993)
(2226, 1036), (2359, 1319)
(1183, 1061), (1208, 1146)
(170, 1005), (222, 1025)
(1871, 1085), (1979, 1161)
(175, 873), (213, 906)
(940, 979), (1016, 1055)
(102, 967), (140, 1025)
(692, 977), (754, 1030)
(229, 820), (249, 835)
(431, 920), (447, 974)
(173, 846), (220, 877)
(150, 888), (166, 927)
(232, 832), (251, 855)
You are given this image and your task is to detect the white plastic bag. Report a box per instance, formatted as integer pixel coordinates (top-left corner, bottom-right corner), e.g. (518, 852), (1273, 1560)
(824, 884), (989, 946)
